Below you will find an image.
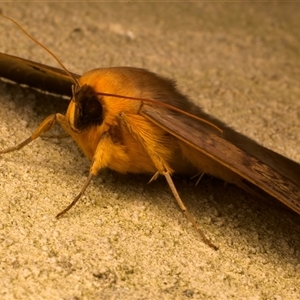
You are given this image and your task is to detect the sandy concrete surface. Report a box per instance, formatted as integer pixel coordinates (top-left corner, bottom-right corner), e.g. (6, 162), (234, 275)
(0, 2), (300, 300)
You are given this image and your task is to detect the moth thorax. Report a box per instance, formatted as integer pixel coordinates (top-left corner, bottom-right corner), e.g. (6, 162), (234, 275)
(73, 84), (104, 131)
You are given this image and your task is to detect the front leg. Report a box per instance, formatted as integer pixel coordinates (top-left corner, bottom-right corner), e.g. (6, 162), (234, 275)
(56, 131), (116, 218)
(0, 113), (59, 154)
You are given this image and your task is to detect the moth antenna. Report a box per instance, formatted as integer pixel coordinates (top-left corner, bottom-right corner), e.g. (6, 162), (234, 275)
(1, 14), (221, 133)
(1, 14), (78, 85)
(96, 92), (223, 133)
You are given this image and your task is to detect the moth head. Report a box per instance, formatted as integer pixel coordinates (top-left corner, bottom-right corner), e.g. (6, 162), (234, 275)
(67, 84), (104, 132)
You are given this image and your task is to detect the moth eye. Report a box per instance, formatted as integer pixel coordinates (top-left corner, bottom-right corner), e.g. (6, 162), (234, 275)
(82, 98), (102, 121)
(74, 84), (104, 129)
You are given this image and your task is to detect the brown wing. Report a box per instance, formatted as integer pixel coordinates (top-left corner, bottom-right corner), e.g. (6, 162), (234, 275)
(141, 104), (300, 215)
(114, 67), (299, 187)
(0, 52), (79, 96)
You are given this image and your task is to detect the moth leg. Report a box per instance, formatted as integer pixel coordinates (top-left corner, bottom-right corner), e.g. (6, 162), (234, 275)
(148, 171), (160, 183)
(195, 172), (205, 186)
(39, 115), (70, 139)
(56, 173), (93, 219)
(120, 112), (218, 250)
(0, 113), (58, 154)
(164, 171), (218, 250)
(56, 131), (114, 218)
(191, 171), (205, 186)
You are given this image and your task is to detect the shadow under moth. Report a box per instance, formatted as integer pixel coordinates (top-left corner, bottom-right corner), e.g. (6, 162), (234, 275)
(0, 16), (299, 250)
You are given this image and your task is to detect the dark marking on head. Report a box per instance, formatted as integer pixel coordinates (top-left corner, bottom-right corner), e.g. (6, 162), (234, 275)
(74, 85), (104, 130)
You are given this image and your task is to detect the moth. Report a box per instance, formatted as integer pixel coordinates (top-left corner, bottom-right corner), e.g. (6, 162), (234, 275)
(1, 16), (300, 250)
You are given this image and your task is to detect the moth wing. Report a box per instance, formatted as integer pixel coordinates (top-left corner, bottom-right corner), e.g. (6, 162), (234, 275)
(141, 104), (300, 215)
(0, 52), (79, 96)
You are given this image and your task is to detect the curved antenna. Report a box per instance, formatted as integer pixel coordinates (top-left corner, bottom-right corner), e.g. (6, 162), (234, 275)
(96, 92), (223, 133)
(1, 14), (78, 85)
(1, 15), (220, 133)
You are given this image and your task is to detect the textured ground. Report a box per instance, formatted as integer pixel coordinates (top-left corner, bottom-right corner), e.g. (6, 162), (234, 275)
(0, 2), (300, 300)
